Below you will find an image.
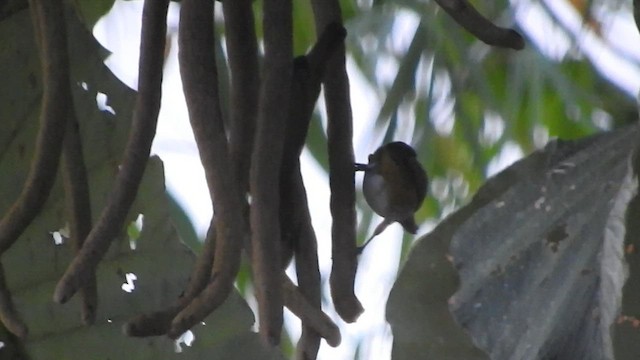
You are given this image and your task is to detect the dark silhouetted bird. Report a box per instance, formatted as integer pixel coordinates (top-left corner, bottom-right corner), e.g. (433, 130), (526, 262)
(355, 142), (428, 253)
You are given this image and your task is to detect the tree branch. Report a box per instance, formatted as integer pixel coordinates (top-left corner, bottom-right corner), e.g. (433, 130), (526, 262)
(53, 0), (169, 304)
(434, 0), (525, 50)
(168, 0), (247, 338)
(310, 0), (364, 323)
(0, 0), (70, 254)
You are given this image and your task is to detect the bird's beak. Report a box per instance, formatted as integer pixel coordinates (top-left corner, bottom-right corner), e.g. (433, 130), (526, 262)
(354, 163), (370, 171)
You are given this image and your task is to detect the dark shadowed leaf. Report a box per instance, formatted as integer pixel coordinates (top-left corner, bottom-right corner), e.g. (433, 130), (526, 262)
(613, 142), (640, 360)
(389, 124), (639, 359)
(450, 125), (637, 359)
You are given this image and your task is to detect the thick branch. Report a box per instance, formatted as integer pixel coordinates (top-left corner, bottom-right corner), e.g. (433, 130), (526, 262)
(249, 0), (293, 346)
(62, 111), (97, 325)
(0, 0), (70, 254)
(310, 0), (364, 323)
(53, 0), (168, 304)
(434, 0), (524, 50)
(168, 0), (247, 338)
(222, 0), (260, 193)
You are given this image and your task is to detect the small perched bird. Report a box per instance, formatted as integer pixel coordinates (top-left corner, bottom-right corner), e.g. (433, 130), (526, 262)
(355, 142), (428, 253)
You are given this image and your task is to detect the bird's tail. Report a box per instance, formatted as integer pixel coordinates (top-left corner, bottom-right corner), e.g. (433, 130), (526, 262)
(399, 217), (418, 234)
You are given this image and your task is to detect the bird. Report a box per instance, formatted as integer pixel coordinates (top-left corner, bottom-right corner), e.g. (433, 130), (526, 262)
(355, 142), (428, 253)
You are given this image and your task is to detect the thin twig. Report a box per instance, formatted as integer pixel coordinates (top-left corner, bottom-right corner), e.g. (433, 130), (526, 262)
(62, 109), (97, 325)
(249, 0), (293, 345)
(310, 0), (364, 323)
(222, 0), (260, 193)
(53, 0), (169, 304)
(168, 0), (247, 338)
(282, 275), (341, 348)
(434, 0), (525, 50)
(0, 0), (70, 255)
(374, 23), (425, 128)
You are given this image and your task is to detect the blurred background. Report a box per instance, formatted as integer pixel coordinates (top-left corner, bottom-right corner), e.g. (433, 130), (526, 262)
(92, 0), (640, 358)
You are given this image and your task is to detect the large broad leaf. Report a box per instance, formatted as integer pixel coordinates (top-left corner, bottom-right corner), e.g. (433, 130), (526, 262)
(0, 5), (283, 360)
(388, 124), (639, 359)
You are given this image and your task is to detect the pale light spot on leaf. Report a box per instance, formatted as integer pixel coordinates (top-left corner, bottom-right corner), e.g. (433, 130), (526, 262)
(51, 231), (64, 245)
(121, 273), (137, 293)
(174, 330), (195, 353)
(127, 214), (144, 250)
(50, 224), (70, 245)
(96, 92), (116, 115)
